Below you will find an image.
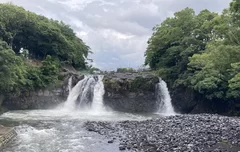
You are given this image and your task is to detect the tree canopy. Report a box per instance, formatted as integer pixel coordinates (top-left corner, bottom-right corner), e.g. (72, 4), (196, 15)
(0, 3), (90, 69)
(145, 0), (240, 101)
(0, 3), (91, 96)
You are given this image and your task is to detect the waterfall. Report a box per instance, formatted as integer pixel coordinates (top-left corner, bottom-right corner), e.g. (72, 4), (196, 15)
(63, 76), (90, 110)
(91, 75), (105, 112)
(77, 76), (96, 108)
(156, 78), (175, 115)
(68, 76), (73, 92)
(63, 75), (105, 112)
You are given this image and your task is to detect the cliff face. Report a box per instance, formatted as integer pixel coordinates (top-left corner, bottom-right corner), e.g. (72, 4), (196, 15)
(170, 86), (240, 116)
(3, 89), (67, 110)
(2, 73), (84, 110)
(170, 86), (212, 114)
(0, 95), (6, 114)
(2, 70), (238, 116)
(103, 73), (159, 113)
(3, 72), (161, 112)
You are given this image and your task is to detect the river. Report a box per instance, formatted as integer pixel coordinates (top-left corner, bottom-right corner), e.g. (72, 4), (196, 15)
(0, 109), (155, 152)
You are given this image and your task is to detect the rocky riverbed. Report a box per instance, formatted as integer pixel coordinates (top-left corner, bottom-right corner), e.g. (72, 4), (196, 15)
(84, 114), (240, 152)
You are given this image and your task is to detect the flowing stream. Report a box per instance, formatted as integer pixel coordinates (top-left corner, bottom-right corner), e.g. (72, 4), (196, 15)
(0, 75), (175, 152)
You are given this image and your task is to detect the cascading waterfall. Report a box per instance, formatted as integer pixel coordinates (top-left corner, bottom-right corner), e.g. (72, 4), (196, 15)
(63, 76), (90, 110)
(156, 78), (175, 115)
(91, 75), (105, 112)
(63, 75), (105, 112)
(77, 76), (96, 108)
(68, 76), (73, 92)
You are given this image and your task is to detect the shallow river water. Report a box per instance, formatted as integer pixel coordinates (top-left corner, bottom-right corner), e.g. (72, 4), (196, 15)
(0, 109), (157, 152)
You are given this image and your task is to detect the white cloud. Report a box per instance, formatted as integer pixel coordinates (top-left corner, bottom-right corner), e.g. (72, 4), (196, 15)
(58, 0), (98, 11)
(0, 0), (232, 70)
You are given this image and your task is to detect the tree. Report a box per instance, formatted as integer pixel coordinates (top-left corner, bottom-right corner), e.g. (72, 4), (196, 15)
(145, 8), (218, 86)
(184, 0), (240, 100)
(0, 3), (92, 97)
(145, 0), (240, 101)
(0, 3), (90, 69)
(187, 43), (240, 99)
(0, 40), (26, 95)
(40, 55), (60, 86)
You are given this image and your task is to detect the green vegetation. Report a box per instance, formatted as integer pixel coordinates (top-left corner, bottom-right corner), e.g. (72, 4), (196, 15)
(117, 68), (135, 73)
(145, 0), (240, 103)
(130, 77), (158, 91)
(0, 3), (90, 97)
(0, 3), (90, 68)
(104, 77), (158, 92)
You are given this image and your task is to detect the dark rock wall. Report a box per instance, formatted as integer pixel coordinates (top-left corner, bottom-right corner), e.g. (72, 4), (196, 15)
(171, 86), (240, 116)
(103, 73), (159, 113)
(2, 73), (84, 110)
(0, 95), (6, 114)
(3, 90), (67, 110)
(171, 86), (212, 114)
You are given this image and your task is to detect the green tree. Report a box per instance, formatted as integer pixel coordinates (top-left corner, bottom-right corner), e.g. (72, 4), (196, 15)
(145, 8), (218, 86)
(185, 0), (240, 100)
(228, 62), (240, 98)
(40, 55), (60, 86)
(0, 40), (26, 95)
(0, 3), (90, 69)
(187, 43), (240, 99)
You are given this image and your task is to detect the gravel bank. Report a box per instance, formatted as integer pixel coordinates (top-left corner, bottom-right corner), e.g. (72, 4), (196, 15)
(84, 114), (240, 152)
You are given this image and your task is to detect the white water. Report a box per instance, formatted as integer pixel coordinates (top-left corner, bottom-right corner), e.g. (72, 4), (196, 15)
(63, 75), (107, 112)
(63, 76), (96, 111)
(78, 76), (95, 107)
(91, 75), (105, 113)
(157, 79), (175, 116)
(0, 109), (151, 152)
(68, 76), (73, 92)
(63, 76), (88, 110)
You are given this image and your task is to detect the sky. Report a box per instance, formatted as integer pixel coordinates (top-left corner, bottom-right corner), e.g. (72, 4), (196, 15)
(0, 0), (232, 70)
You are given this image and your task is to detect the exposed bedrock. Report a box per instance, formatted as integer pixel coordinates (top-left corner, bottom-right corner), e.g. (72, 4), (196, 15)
(103, 73), (159, 113)
(171, 86), (240, 116)
(2, 69), (84, 110)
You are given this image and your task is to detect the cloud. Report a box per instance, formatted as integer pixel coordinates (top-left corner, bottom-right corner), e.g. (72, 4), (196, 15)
(0, 0), (232, 70)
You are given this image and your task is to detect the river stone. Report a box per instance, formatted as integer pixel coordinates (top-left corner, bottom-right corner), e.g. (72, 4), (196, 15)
(84, 114), (240, 152)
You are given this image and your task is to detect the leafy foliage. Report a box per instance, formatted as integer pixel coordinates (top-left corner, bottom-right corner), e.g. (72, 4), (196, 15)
(145, 1), (240, 101)
(0, 40), (62, 96)
(0, 40), (26, 95)
(145, 8), (218, 82)
(0, 3), (90, 69)
(187, 44), (240, 99)
(117, 68), (135, 73)
(0, 3), (90, 97)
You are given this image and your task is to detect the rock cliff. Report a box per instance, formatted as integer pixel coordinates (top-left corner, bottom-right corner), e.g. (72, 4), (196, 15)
(103, 73), (159, 113)
(2, 72), (83, 110)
